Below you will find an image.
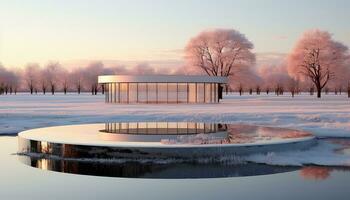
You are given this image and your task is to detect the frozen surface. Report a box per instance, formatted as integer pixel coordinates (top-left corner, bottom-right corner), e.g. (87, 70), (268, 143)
(0, 93), (350, 138)
(18, 123), (314, 147)
(245, 139), (350, 166)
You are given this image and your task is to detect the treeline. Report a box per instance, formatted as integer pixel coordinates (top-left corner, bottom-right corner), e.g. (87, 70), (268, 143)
(1, 60), (349, 97)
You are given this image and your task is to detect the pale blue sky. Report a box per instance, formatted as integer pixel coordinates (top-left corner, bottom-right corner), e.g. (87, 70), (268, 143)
(0, 0), (349, 68)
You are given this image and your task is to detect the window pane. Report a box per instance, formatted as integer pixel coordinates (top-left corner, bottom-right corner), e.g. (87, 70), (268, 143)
(213, 84), (218, 102)
(129, 83), (137, 103)
(120, 83), (128, 103)
(147, 83), (157, 103)
(205, 83), (211, 103)
(178, 83), (188, 103)
(157, 83), (167, 103)
(188, 83), (196, 103)
(167, 83), (177, 103)
(138, 83), (147, 103)
(197, 83), (204, 103)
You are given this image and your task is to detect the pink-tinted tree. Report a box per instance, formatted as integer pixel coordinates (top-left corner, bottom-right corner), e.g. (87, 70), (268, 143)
(287, 30), (349, 98)
(185, 29), (255, 77)
(24, 63), (40, 94)
(83, 61), (104, 95)
(43, 62), (63, 95)
(70, 68), (84, 94)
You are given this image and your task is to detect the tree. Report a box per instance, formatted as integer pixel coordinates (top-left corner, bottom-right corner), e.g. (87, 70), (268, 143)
(39, 68), (48, 94)
(61, 68), (70, 94)
(287, 30), (349, 98)
(83, 62), (104, 95)
(24, 63), (40, 94)
(185, 29), (255, 77)
(44, 62), (63, 95)
(71, 68), (84, 94)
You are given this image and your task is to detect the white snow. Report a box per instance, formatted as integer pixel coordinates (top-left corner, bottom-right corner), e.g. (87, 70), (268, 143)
(244, 139), (350, 166)
(0, 93), (350, 138)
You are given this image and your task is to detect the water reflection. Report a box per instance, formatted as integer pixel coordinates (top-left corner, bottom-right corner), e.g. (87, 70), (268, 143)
(18, 122), (315, 160)
(300, 166), (350, 180)
(99, 122), (313, 145)
(18, 155), (299, 179)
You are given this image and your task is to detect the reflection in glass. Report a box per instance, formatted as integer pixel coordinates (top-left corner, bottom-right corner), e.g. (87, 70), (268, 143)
(120, 83), (128, 103)
(138, 83), (147, 103)
(205, 83), (212, 102)
(103, 82), (220, 103)
(157, 83), (167, 103)
(178, 83), (188, 103)
(128, 83), (138, 103)
(147, 83), (157, 103)
(167, 83), (177, 103)
(196, 83), (204, 103)
(188, 83), (196, 103)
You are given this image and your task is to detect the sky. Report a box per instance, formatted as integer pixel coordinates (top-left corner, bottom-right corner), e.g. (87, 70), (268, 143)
(0, 0), (349, 69)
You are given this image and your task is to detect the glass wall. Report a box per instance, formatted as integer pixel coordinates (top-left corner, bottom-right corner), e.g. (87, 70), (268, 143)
(188, 83), (196, 103)
(129, 83), (138, 103)
(138, 83), (147, 103)
(120, 83), (128, 103)
(104, 82), (221, 104)
(178, 83), (188, 103)
(157, 83), (167, 103)
(147, 83), (157, 103)
(196, 83), (205, 103)
(167, 83), (177, 103)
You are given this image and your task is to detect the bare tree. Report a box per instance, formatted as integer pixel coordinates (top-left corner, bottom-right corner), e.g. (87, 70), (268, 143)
(24, 63), (40, 94)
(61, 68), (69, 94)
(83, 62), (104, 95)
(39, 68), (48, 94)
(44, 62), (63, 95)
(185, 29), (255, 77)
(249, 88), (253, 95)
(71, 68), (84, 94)
(287, 30), (349, 98)
(288, 79), (298, 97)
(238, 84), (244, 96)
(347, 81), (350, 98)
(256, 85), (261, 95)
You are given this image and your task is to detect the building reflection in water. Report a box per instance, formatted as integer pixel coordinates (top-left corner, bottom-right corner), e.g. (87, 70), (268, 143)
(101, 122), (227, 135)
(18, 155), (298, 179)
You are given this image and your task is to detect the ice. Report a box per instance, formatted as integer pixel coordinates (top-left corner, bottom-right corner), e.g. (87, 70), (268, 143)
(245, 139), (350, 166)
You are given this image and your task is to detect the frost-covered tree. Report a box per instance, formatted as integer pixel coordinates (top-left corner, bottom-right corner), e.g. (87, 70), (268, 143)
(24, 63), (40, 94)
(287, 30), (349, 98)
(44, 62), (64, 95)
(185, 29), (255, 77)
(83, 62), (104, 95)
(71, 68), (84, 94)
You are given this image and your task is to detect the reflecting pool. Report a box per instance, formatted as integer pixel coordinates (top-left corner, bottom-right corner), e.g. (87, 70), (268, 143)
(18, 123), (316, 159)
(0, 136), (350, 200)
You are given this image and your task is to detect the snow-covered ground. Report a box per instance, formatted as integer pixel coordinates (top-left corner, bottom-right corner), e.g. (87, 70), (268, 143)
(1, 93), (350, 167)
(0, 93), (349, 137)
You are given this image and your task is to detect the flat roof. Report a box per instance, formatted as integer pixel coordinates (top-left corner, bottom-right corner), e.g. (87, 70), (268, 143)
(98, 75), (228, 84)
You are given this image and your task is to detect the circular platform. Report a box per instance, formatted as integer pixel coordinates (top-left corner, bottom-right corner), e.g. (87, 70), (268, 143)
(18, 122), (316, 160)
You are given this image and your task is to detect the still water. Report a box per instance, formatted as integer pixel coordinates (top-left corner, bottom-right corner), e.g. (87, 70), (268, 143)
(1, 136), (350, 200)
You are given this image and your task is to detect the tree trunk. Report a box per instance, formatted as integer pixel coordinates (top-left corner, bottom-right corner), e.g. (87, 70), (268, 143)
(317, 88), (322, 98)
(218, 85), (223, 100)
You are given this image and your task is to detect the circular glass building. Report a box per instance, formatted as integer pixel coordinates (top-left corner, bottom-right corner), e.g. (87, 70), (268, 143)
(98, 75), (228, 103)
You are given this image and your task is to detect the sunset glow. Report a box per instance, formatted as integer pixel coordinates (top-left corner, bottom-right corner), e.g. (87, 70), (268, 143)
(1, 0), (350, 68)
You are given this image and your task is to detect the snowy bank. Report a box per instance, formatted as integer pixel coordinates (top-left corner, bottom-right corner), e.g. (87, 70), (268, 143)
(0, 93), (349, 138)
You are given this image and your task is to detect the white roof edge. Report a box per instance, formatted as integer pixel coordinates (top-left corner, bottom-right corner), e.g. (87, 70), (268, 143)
(98, 75), (228, 84)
